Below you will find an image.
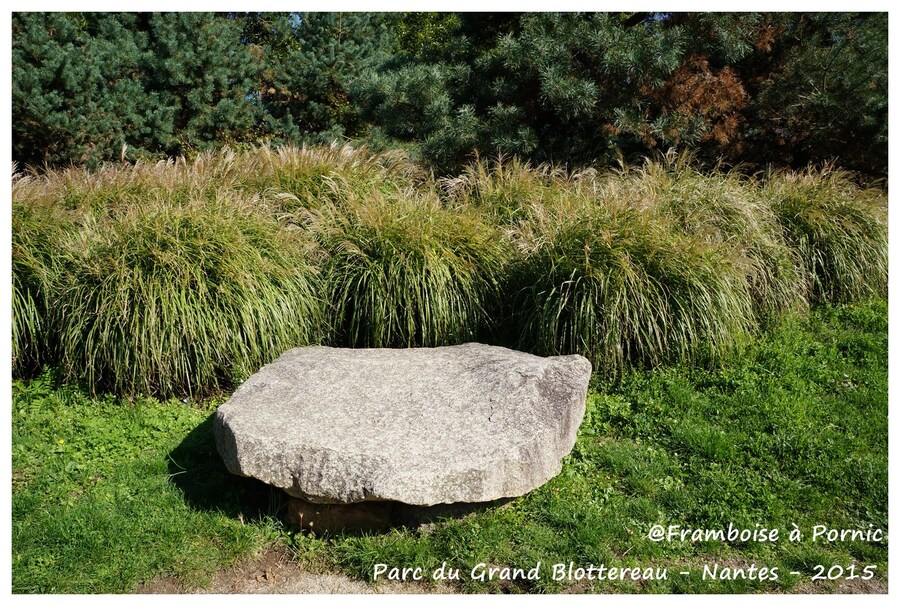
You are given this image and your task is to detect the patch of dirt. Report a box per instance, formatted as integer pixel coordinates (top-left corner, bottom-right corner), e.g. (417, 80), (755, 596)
(793, 576), (888, 595)
(134, 547), (457, 594)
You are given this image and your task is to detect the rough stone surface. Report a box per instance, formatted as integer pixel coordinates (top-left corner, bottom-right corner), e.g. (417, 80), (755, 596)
(214, 343), (591, 506)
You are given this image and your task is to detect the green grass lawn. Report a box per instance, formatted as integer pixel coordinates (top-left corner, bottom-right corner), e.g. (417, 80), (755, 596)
(11, 299), (887, 593)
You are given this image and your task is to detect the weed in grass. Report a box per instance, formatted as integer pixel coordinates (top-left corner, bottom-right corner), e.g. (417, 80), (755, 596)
(53, 193), (324, 397)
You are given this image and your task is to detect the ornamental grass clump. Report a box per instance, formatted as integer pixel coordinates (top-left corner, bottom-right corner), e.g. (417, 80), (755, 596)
(232, 143), (425, 208)
(510, 202), (756, 376)
(616, 157), (807, 321)
(12, 144), (420, 217)
(11, 144), (889, 397)
(12, 156), (215, 217)
(304, 189), (511, 348)
(765, 166), (888, 303)
(54, 194), (324, 397)
(440, 156), (575, 224)
(12, 170), (75, 375)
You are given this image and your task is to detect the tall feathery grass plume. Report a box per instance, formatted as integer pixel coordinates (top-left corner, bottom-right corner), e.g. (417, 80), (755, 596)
(234, 143), (426, 209)
(12, 145), (888, 395)
(440, 155), (575, 224)
(765, 165), (887, 303)
(10, 151), (236, 222)
(53, 193), (325, 397)
(14, 143), (422, 215)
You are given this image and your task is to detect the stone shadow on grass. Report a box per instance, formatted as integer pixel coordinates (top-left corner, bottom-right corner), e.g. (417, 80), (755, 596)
(167, 414), (287, 523)
(285, 496), (515, 534)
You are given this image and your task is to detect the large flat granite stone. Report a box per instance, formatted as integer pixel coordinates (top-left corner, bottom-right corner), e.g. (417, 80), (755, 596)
(214, 343), (591, 506)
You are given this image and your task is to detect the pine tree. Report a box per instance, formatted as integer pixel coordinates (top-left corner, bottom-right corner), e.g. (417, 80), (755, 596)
(252, 12), (395, 143)
(745, 13), (887, 176)
(13, 12), (887, 176)
(357, 12), (887, 176)
(140, 13), (264, 156)
(13, 13), (150, 167)
(12, 12), (264, 168)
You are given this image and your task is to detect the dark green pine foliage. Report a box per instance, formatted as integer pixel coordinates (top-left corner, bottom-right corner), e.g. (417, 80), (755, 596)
(359, 13), (762, 172)
(140, 13), (265, 156)
(12, 12), (887, 176)
(358, 12), (887, 176)
(249, 12), (396, 143)
(12, 13), (263, 168)
(13, 13), (151, 167)
(745, 13), (888, 177)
